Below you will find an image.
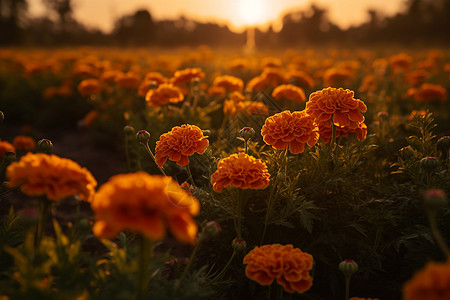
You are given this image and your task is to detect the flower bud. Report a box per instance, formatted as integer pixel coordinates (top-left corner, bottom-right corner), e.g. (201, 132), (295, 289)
(339, 259), (359, 278)
(124, 125), (135, 135)
(399, 145), (414, 160)
(437, 136), (450, 155)
(0, 111), (4, 123)
(136, 130), (150, 144)
(239, 127), (255, 141)
(377, 111), (389, 121)
(231, 237), (247, 253)
(37, 139), (53, 153)
(423, 189), (448, 211)
(202, 130), (211, 137)
(419, 157), (439, 172)
(201, 221), (222, 240)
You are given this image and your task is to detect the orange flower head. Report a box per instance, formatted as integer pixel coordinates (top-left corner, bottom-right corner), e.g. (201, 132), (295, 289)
(261, 57), (283, 69)
(228, 58), (248, 72)
(78, 78), (102, 97)
(243, 244), (314, 294)
(317, 120), (367, 144)
(212, 75), (244, 93)
(323, 67), (353, 87)
(155, 124), (209, 167)
(272, 84), (306, 103)
(261, 110), (319, 154)
(115, 71), (141, 89)
(211, 153), (270, 193)
(6, 153), (97, 202)
(288, 70), (315, 89)
(359, 75), (376, 93)
(12, 136), (36, 151)
(245, 101), (269, 116)
(171, 68), (205, 85)
(207, 86), (226, 97)
(223, 99), (237, 116)
(306, 87), (367, 130)
(403, 260), (450, 300)
(408, 83), (447, 102)
(145, 83), (184, 107)
(91, 172), (199, 244)
(101, 70), (122, 84)
(406, 70), (429, 87)
(261, 67), (288, 86)
(246, 75), (269, 92)
(389, 53), (412, 73)
(144, 71), (168, 84)
(0, 140), (15, 158)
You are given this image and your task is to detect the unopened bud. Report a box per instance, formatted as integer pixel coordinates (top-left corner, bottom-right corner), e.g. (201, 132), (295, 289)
(201, 221), (222, 240)
(376, 111), (389, 121)
(124, 125), (135, 135)
(202, 130), (211, 137)
(423, 189), (448, 211)
(239, 127), (255, 141)
(437, 136), (450, 155)
(231, 237), (247, 253)
(399, 146), (414, 160)
(420, 157), (439, 172)
(37, 139), (53, 153)
(136, 130), (150, 144)
(339, 259), (359, 278)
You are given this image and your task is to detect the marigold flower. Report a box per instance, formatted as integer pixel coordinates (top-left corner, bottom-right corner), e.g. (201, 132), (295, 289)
(403, 260), (450, 300)
(246, 75), (269, 92)
(287, 70), (315, 89)
(317, 120), (367, 144)
(91, 172), (199, 244)
(389, 53), (412, 73)
(359, 75), (376, 93)
(171, 68), (205, 85)
(228, 58), (248, 72)
(12, 136), (36, 151)
(407, 83), (447, 102)
(243, 244), (314, 294)
(6, 153), (97, 202)
(261, 110), (319, 154)
(261, 67), (288, 86)
(212, 75), (244, 93)
(211, 153), (270, 193)
(0, 140), (15, 158)
(155, 124), (209, 167)
(78, 78), (102, 97)
(145, 83), (184, 107)
(241, 101), (269, 116)
(223, 99), (237, 116)
(261, 57), (283, 69)
(323, 67), (353, 87)
(100, 70), (122, 84)
(272, 84), (306, 103)
(144, 71), (168, 84)
(306, 87), (367, 130)
(115, 71), (141, 89)
(406, 70), (429, 87)
(207, 85), (226, 97)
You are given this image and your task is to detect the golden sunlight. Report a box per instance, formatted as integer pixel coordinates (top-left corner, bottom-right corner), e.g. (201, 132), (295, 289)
(236, 0), (269, 28)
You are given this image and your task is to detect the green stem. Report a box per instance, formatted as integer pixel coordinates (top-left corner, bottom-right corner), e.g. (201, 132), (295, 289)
(426, 211), (450, 259)
(261, 181), (278, 244)
(275, 283), (284, 300)
(125, 134), (132, 172)
(185, 163), (196, 188)
(330, 117), (337, 155)
(344, 276), (351, 300)
(244, 140), (248, 154)
(135, 236), (152, 300)
(35, 197), (50, 253)
(174, 240), (201, 295)
(236, 189), (243, 239)
(283, 145), (289, 175)
(141, 141), (167, 176)
(212, 250), (236, 281)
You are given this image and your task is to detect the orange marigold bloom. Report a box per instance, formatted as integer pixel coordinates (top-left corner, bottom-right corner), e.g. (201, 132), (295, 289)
(12, 135), (36, 151)
(359, 75), (376, 93)
(0, 140), (15, 158)
(317, 120), (367, 144)
(261, 67), (288, 86)
(287, 70), (315, 89)
(78, 78), (102, 97)
(306, 87), (367, 130)
(389, 53), (412, 73)
(6, 153), (97, 202)
(171, 68), (205, 85)
(155, 124), (209, 167)
(237, 101), (269, 116)
(212, 75), (244, 93)
(144, 71), (168, 84)
(223, 99), (237, 116)
(246, 75), (269, 92)
(403, 260), (450, 300)
(115, 71), (141, 89)
(243, 244), (314, 294)
(207, 85), (226, 97)
(272, 84), (306, 103)
(145, 83), (184, 107)
(407, 83), (447, 102)
(406, 70), (429, 87)
(261, 57), (283, 69)
(91, 172), (199, 244)
(101, 70), (122, 84)
(261, 110), (319, 154)
(323, 67), (353, 87)
(211, 153), (270, 193)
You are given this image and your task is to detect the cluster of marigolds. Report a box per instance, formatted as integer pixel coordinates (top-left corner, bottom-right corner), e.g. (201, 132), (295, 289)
(1, 47), (449, 299)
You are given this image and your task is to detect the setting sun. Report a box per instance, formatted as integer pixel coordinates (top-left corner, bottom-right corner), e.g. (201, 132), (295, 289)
(236, 0), (269, 28)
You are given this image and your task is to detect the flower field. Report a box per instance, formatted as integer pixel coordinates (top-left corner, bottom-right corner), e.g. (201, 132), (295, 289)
(0, 46), (449, 300)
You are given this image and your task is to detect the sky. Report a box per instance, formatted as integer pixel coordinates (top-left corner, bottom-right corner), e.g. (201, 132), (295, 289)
(27, 0), (407, 33)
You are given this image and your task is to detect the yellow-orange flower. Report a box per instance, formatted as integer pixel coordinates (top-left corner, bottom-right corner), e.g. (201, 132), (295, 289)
(243, 244), (314, 294)
(0, 140), (15, 158)
(323, 67), (353, 87)
(403, 260), (450, 300)
(406, 70), (429, 87)
(306, 87), (367, 130)
(91, 172), (199, 244)
(115, 71), (141, 89)
(210, 153), (270, 193)
(246, 75), (269, 92)
(272, 84), (306, 103)
(261, 110), (319, 154)
(145, 83), (184, 107)
(287, 70), (315, 89)
(12, 136), (36, 151)
(389, 53), (412, 73)
(244, 101), (269, 116)
(407, 83), (447, 102)
(171, 68), (205, 85)
(212, 75), (244, 93)
(78, 78), (102, 97)
(317, 120), (367, 144)
(6, 153), (97, 202)
(155, 124), (209, 167)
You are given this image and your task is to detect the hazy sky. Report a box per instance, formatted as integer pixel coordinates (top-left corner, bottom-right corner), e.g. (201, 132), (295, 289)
(28, 0), (406, 33)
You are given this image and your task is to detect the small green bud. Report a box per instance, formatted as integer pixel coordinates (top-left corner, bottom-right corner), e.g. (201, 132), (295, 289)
(37, 139), (53, 153)
(399, 145), (414, 160)
(239, 127), (255, 141)
(201, 221), (222, 240)
(423, 189), (448, 211)
(437, 136), (450, 154)
(339, 259), (359, 278)
(419, 157), (439, 172)
(136, 130), (150, 144)
(124, 125), (135, 135)
(231, 237), (247, 253)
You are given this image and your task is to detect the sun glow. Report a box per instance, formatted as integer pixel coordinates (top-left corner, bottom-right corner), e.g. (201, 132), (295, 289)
(236, 0), (269, 28)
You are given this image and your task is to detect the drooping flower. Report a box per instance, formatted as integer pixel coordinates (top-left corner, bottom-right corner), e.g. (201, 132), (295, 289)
(91, 172), (199, 244)
(261, 110), (319, 154)
(306, 87), (367, 130)
(211, 153), (270, 193)
(145, 83), (184, 107)
(272, 84), (306, 103)
(6, 153), (97, 202)
(155, 124), (209, 167)
(243, 244), (314, 294)
(403, 260), (450, 300)
(78, 78), (102, 97)
(212, 75), (244, 93)
(12, 135), (36, 151)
